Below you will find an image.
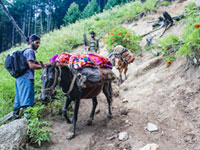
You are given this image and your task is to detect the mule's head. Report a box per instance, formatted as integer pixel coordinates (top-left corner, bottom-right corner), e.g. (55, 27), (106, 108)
(39, 62), (58, 103)
(114, 55), (123, 69)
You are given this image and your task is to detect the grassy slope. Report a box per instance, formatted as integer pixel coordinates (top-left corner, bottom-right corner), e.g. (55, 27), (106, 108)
(0, 0), (159, 118)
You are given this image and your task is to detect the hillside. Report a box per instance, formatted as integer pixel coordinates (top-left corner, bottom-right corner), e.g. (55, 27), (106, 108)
(0, 0), (200, 149)
(32, 0), (200, 150)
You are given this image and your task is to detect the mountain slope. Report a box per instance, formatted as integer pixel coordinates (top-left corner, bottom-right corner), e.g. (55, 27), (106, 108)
(37, 0), (200, 150)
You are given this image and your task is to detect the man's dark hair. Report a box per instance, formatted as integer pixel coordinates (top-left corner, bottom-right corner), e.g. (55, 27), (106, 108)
(90, 31), (96, 35)
(26, 34), (40, 44)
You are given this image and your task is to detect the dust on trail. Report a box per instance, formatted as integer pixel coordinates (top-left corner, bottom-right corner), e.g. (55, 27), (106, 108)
(38, 0), (200, 150)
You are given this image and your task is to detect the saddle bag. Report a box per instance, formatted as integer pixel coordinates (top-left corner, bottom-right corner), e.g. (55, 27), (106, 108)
(76, 67), (116, 88)
(121, 51), (134, 64)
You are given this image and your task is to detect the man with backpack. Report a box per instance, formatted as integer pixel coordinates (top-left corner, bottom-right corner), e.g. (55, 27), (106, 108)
(13, 34), (47, 119)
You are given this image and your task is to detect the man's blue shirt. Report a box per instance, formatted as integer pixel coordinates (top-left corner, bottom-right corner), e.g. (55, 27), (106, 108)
(20, 48), (36, 79)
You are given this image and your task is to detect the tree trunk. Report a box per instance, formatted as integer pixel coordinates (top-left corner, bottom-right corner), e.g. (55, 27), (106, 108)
(34, 7), (37, 34)
(28, 0), (32, 37)
(47, 14), (49, 33)
(40, 11), (43, 34)
(104, 0), (107, 7)
(0, 0), (26, 42)
(12, 26), (15, 46)
(47, 0), (51, 33)
(34, 15), (36, 34)
(22, 12), (26, 42)
(49, 13), (51, 31)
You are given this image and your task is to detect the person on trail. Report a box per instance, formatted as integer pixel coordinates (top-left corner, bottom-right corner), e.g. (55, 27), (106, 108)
(13, 34), (48, 120)
(85, 31), (99, 54)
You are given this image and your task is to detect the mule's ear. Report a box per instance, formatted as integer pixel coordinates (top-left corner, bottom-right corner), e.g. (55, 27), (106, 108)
(40, 61), (45, 69)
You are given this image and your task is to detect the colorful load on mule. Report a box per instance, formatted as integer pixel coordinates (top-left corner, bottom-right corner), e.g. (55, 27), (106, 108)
(49, 53), (116, 88)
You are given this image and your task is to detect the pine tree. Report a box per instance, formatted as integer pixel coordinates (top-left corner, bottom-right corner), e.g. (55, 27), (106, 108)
(104, 0), (123, 10)
(82, 0), (100, 19)
(63, 2), (81, 25)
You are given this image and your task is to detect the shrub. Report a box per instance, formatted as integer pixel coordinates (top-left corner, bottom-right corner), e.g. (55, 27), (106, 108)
(159, 35), (180, 53)
(104, 26), (141, 54)
(27, 118), (51, 146)
(158, 35), (181, 62)
(184, 2), (196, 13)
(25, 104), (51, 146)
(177, 21), (200, 66)
(176, 2), (200, 65)
(157, 1), (171, 7)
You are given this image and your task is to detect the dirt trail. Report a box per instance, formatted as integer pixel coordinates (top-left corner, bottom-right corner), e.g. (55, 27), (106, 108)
(39, 1), (200, 150)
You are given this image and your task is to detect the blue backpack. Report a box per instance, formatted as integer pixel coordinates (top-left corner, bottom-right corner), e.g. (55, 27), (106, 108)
(5, 49), (29, 78)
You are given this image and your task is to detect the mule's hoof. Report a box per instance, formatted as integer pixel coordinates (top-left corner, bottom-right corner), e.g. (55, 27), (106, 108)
(66, 132), (75, 140)
(87, 119), (93, 126)
(66, 118), (72, 124)
(107, 114), (112, 119)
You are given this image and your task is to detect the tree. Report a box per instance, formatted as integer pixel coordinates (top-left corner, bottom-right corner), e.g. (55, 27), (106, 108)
(47, 0), (52, 32)
(51, 0), (72, 29)
(104, 0), (122, 10)
(82, 0), (101, 19)
(75, 0), (88, 11)
(63, 2), (81, 25)
(0, 0), (26, 41)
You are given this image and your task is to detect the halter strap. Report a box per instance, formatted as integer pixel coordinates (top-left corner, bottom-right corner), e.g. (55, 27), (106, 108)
(41, 66), (77, 96)
(62, 73), (77, 95)
(41, 67), (59, 93)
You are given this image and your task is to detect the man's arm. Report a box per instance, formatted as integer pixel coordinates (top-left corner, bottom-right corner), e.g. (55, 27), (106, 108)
(28, 61), (41, 69)
(83, 34), (89, 46)
(28, 61), (48, 69)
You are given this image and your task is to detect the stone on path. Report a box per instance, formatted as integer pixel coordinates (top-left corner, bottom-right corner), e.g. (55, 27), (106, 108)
(118, 132), (129, 141)
(146, 123), (158, 132)
(120, 108), (129, 115)
(139, 143), (159, 150)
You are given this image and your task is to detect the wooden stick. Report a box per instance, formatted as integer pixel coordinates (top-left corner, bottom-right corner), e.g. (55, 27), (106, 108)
(159, 24), (173, 38)
(0, 112), (13, 124)
(141, 25), (164, 37)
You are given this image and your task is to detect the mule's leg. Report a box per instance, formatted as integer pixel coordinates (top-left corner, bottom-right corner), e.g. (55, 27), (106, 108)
(87, 97), (98, 126)
(63, 96), (72, 124)
(124, 65), (128, 80)
(67, 99), (80, 140)
(103, 82), (113, 119)
(118, 69), (123, 85)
